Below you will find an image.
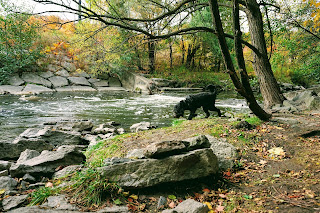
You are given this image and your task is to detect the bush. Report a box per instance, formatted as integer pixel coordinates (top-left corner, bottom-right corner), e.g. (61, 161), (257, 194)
(0, 4), (43, 85)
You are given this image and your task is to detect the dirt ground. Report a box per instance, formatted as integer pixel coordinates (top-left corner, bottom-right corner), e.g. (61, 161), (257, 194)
(100, 111), (320, 213)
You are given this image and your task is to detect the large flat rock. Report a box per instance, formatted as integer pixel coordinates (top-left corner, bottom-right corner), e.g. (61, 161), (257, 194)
(99, 148), (218, 188)
(0, 85), (24, 95)
(22, 84), (54, 94)
(68, 77), (91, 86)
(71, 86), (96, 92)
(96, 87), (126, 92)
(48, 76), (69, 88)
(21, 73), (52, 88)
(9, 75), (25, 86)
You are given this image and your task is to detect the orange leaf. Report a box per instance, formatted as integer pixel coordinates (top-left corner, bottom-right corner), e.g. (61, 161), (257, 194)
(202, 188), (210, 193)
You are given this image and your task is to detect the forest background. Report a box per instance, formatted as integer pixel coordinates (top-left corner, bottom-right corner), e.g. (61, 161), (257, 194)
(0, 0), (319, 91)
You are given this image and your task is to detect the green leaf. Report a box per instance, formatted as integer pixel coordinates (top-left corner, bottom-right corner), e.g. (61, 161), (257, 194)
(168, 195), (177, 200)
(113, 198), (122, 205)
(243, 195), (253, 199)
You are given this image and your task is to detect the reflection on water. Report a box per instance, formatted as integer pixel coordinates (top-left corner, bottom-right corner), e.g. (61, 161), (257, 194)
(0, 91), (249, 143)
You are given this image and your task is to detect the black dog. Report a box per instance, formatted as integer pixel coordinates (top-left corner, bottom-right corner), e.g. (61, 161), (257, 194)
(174, 85), (222, 120)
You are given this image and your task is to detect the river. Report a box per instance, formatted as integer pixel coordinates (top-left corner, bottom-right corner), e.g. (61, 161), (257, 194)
(0, 91), (249, 143)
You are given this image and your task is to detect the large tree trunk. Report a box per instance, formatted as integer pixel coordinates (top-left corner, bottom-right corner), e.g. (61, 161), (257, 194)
(244, 0), (285, 108)
(186, 43), (200, 68)
(148, 39), (155, 74)
(209, 0), (271, 120)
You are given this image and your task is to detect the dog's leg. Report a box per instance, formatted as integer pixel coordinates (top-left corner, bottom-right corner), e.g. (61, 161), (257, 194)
(188, 109), (197, 120)
(213, 107), (222, 117)
(203, 107), (210, 118)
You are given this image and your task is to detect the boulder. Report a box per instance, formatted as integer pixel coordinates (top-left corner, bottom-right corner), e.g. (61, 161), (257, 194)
(18, 128), (89, 147)
(130, 121), (156, 132)
(21, 73), (52, 88)
(108, 77), (122, 87)
(56, 69), (70, 77)
(55, 120), (93, 132)
(22, 84), (54, 94)
(162, 199), (209, 213)
(91, 80), (109, 88)
(9, 75), (25, 86)
(2, 195), (28, 211)
(0, 170), (8, 177)
(10, 145), (86, 178)
(71, 86), (96, 92)
(0, 160), (12, 171)
(39, 71), (54, 79)
(183, 135), (211, 150)
(22, 173), (36, 183)
(42, 195), (78, 210)
(53, 165), (82, 179)
(96, 87), (126, 92)
(47, 64), (60, 72)
(0, 176), (18, 190)
(73, 70), (90, 78)
(0, 138), (53, 160)
(206, 135), (238, 170)
(17, 149), (40, 164)
(143, 140), (187, 159)
(126, 149), (146, 159)
(68, 77), (91, 86)
(48, 76), (69, 88)
(99, 148), (218, 188)
(55, 86), (74, 92)
(0, 85), (24, 95)
(61, 61), (76, 72)
(91, 124), (116, 134)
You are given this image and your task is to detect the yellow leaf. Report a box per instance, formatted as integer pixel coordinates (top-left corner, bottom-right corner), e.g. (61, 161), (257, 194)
(0, 189), (6, 195)
(204, 202), (213, 210)
(268, 147), (285, 156)
(129, 194), (138, 200)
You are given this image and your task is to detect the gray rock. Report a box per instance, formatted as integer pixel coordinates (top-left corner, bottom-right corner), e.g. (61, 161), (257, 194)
(157, 196), (167, 209)
(9, 75), (25, 86)
(152, 78), (176, 88)
(47, 64), (60, 72)
(96, 206), (129, 213)
(0, 85), (24, 95)
(92, 124), (116, 134)
(73, 70), (90, 78)
(88, 78), (100, 83)
(71, 86), (96, 92)
(53, 165), (82, 179)
(290, 90), (320, 110)
(48, 76), (69, 88)
(39, 71), (54, 79)
(61, 62), (76, 72)
(108, 77), (122, 87)
(96, 87), (126, 92)
(28, 182), (45, 189)
(21, 73), (52, 88)
(68, 77), (91, 86)
(55, 120), (93, 132)
(126, 149), (145, 159)
(18, 128), (89, 147)
(0, 138), (53, 160)
(130, 121), (155, 132)
(2, 195), (28, 211)
(43, 195), (78, 210)
(22, 84), (54, 94)
(162, 199), (209, 213)
(183, 135), (211, 150)
(17, 149), (41, 164)
(22, 173), (36, 183)
(144, 140), (187, 159)
(10, 145), (86, 178)
(56, 69), (70, 77)
(0, 160), (12, 170)
(7, 206), (92, 213)
(55, 86), (73, 92)
(99, 148), (218, 188)
(92, 80), (109, 87)
(0, 170), (9, 176)
(206, 135), (238, 170)
(0, 176), (18, 190)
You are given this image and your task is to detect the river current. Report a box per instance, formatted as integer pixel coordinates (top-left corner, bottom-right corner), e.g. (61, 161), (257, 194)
(0, 91), (249, 143)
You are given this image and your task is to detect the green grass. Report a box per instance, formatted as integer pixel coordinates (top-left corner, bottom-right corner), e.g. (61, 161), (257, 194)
(29, 186), (59, 206)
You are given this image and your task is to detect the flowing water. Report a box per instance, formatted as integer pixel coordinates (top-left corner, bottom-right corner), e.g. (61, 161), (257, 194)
(0, 91), (249, 143)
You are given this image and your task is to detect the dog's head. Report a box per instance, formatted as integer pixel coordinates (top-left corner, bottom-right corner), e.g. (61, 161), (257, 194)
(174, 100), (186, 118)
(205, 84), (222, 93)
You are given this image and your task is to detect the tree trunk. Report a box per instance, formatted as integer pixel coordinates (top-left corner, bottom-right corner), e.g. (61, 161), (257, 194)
(208, 0), (271, 120)
(169, 41), (173, 70)
(134, 47), (144, 71)
(244, 0), (285, 108)
(148, 39), (155, 74)
(181, 38), (185, 65)
(186, 43), (200, 68)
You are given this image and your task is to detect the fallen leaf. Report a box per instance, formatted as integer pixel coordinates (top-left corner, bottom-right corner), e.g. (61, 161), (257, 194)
(202, 188), (210, 193)
(129, 194), (138, 200)
(45, 182), (53, 188)
(219, 194), (227, 199)
(268, 147), (285, 156)
(204, 202), (213, 210)
(0, 189), (5, 195)
(259, 160), (267, 165)
(304, 190), (315, 198)
(168, 195), (177, 200)
(216, 205), (224, 212)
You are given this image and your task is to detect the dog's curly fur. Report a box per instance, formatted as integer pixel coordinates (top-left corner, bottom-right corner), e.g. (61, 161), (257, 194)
(174, 85), (221, 120)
